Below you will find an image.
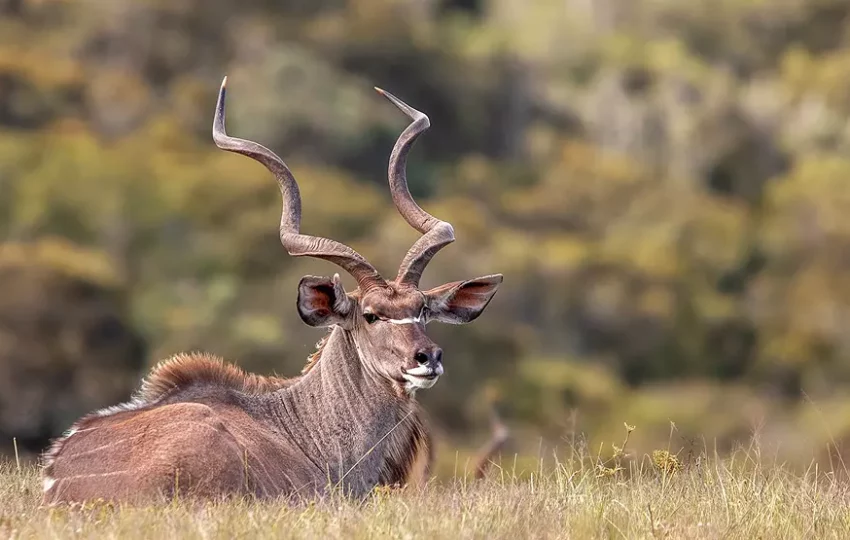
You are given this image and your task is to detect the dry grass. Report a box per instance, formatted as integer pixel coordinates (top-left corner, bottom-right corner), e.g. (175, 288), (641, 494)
(2, 444), (850, 540)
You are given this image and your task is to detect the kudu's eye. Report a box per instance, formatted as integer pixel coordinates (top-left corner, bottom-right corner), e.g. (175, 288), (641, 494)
(363, 313), (379, 324)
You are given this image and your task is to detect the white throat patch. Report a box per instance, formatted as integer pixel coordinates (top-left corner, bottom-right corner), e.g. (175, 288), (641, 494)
(402, 374), (439, 393)
(402, 363), (443, 393)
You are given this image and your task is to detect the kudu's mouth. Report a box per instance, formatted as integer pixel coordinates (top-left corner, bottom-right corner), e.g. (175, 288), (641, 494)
(402, 363), (444, 391)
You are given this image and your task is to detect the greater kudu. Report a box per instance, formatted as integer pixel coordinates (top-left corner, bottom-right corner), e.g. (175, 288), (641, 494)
(41, 78), (503, 504)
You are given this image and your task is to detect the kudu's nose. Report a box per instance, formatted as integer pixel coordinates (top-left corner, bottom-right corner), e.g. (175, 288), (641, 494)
(414, 347), (443, 365)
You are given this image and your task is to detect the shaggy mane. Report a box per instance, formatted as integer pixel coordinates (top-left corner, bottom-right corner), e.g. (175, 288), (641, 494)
(300, 330), (333, 374)
(145, 329), (336, 402)
(138, 352), (294, 403)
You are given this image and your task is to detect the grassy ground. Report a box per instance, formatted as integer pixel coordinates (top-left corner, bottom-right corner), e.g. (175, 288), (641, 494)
(2, 446), (850, 540)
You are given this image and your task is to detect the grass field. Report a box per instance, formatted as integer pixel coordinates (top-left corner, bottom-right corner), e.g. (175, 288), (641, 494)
(2, 444), (850, 540)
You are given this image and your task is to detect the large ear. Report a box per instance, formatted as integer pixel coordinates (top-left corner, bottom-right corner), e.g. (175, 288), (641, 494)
(424, 274), (503, 325)
(297, 274), (354, 327)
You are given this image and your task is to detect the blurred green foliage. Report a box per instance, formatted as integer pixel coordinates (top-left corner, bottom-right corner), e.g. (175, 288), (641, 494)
(0, 238), (145, 455)
(2, 0), (850, 462)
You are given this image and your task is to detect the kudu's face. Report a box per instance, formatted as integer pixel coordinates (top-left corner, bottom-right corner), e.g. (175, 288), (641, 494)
(296, 275), (502, 393)
(213, 79), (502, 394)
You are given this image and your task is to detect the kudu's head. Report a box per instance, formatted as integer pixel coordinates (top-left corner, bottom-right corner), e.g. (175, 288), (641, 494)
(213, 78), (502, 393)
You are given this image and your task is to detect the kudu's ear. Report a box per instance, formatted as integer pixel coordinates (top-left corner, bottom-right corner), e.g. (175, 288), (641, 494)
(424, 274), (503, 325)
(297, 274), (353, 327)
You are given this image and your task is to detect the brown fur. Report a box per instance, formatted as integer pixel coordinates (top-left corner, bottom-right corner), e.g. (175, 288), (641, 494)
(140, 352), (294, 401)
(40, 81), (503, 505)
(301, 332), (332, 374)
(142, 349), (433, 486)
(42, 347), (433, 503)
(39, 273), (510, 504)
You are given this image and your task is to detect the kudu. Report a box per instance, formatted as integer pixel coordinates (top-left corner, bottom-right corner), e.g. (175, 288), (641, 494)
(41, 77), (503, 504)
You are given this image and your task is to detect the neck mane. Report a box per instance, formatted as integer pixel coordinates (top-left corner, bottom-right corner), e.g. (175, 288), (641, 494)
(124, 328), (335, 409)
(301, 329), (334, 374)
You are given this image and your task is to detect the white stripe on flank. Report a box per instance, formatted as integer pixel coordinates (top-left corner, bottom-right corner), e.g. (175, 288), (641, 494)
(43, 477), (56, 493)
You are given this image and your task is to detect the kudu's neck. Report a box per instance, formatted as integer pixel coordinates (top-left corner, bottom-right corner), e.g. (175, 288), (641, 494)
(258, 327), (409, 495)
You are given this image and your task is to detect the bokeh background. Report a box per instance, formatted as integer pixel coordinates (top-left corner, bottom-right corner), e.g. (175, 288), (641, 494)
(2, 0), (850, 473)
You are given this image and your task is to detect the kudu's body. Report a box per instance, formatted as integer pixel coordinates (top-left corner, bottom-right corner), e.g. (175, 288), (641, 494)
(42, 339), (429, 503)
(42, 79), (503, 504)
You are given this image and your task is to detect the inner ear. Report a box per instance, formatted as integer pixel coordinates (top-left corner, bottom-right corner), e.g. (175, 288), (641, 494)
(425, 274), (503, 325)
(297, 275), (353, 327)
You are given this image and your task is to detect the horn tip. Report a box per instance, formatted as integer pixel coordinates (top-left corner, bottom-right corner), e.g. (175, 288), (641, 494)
(221, 76), (228, 89)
